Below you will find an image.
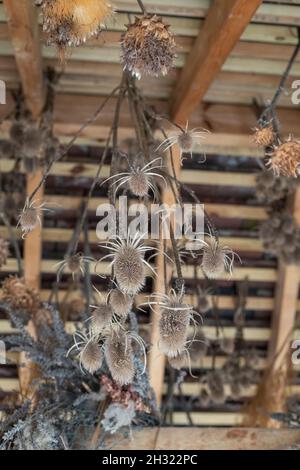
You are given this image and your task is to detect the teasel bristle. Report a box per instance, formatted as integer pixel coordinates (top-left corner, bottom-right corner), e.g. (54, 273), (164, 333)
(121, 15), (176, 78)
(168, 349), (187, 370)
(109, 288), (133, 318)
(104, 328), (135, 386)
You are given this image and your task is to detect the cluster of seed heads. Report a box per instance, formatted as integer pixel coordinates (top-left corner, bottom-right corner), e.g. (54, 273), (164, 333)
(260, 210), (300, 263)
(256, 170), (296, 205)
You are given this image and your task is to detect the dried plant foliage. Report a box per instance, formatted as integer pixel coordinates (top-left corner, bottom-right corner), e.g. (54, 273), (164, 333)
(121, 15), (176, 78)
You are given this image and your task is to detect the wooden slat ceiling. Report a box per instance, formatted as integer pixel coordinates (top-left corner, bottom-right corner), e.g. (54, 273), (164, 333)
(1, 0), (300, 426)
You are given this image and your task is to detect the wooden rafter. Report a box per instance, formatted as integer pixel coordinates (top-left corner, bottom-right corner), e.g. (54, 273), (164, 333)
(170, 0), (262, 124)
(3, 0), (45, 396)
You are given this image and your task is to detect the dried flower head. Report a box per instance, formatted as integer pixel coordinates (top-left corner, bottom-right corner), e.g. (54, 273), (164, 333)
(18, 198), (49, 238)
(199, 388), (210, 407)
(252, 125), (275, 147)
(0, 238), (9, 268)
(109, 288), (133, 318)
(220, 336), (235, 355)
(158, 123), (209, 161)
(121, 15), (176, 78)
(9, 121), (25, 145)
(90, 303), (114, 335)
(68, 329), (103, 374)
(55, 252), (94, 281)
(155, 289), (196, 358)
(266, 137), (300, 177)
(230, 381), (242, 400)
(197, 287), (212, 314)
(98, 233), (155, 295)
(0, 275), (40, 312)
(189, 328), (208, 361)
(207, 370), (226, 405)
(102, 157), (165, 199)
(42, 0), (113, 57)
(200, 234), (239, 279)
(104, 328), (135, 386)
(22, 128), (43, 157)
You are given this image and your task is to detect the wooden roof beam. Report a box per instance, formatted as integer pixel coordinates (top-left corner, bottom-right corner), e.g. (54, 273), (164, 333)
(171, 0), (262, 124)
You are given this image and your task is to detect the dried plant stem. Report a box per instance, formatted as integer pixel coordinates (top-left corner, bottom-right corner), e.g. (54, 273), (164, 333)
(136, 0), (147, 14)
(0, 211), (23, 276)
(28, 85), (121, 203)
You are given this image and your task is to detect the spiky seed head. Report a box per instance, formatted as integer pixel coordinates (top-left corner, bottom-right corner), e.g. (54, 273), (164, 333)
(42, 0), (113, 58)
(128, 170), (150, 197)
(220, 337), (235, 355)
(114, 245), (145, 295)
(0, 238), (9, 268)
(189, 329), (208, 361)
(239, 367), (253, 389)
(90, 304), (113, 334)
(252, 125), (275, 147)
(34, 307), (53, 326)
(207, 371), (225, 405)
(19, 206), (39, 234)
(0, 275), (40, 312)
(199, 388), (210, 407)
(104, 330), (135, 385)
(0, 140), (15, 159)
(121, 15), (176, 78)
(109, 289), (133, 318)
(266, 138), (300, 177)
(22, 128), (43, 156)
(9, 122), (24, 145)
(66, 253), (82, 273)
(159, 300), (190, 358)
(81, 340), (103, 374)
(201, 242), (226, 279)
(168, 350), (186, 370)
(177, 132), (194, 153)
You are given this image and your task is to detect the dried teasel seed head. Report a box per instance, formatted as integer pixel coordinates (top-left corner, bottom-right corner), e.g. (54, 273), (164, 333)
(197, 293), (212, 314)
(67, 253), (82, 273)
(0, 238), (9, 268)
(220, 337), (235, 355)
(22, 128), (43, 156)
(0, 275), (40, 312)
(128, 170), (150, 197)
(159, 293), (191, 358)
(252, 125), (275, 147)
(230, 381), (242, 400)
(109, 289), (133, 318)
(104, 329), (135, 385)
(19, 206), (39, 236)
(177, 132), (194, 154)
(114, 245), (145, 295)
(207, 370), (226, 405)
(168, 350), (187, 370)
(90, 304), (113, 334)
(42, 0), (113, 58)
(81, 340), (103, 374)
(201, 237), (236, 279)
(121, 15), (176, 78)
(266, 138), (300, 178)
(0, 140), (15, 159)
(189, 328), (208, 361)
(199, 388), (210, 407)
